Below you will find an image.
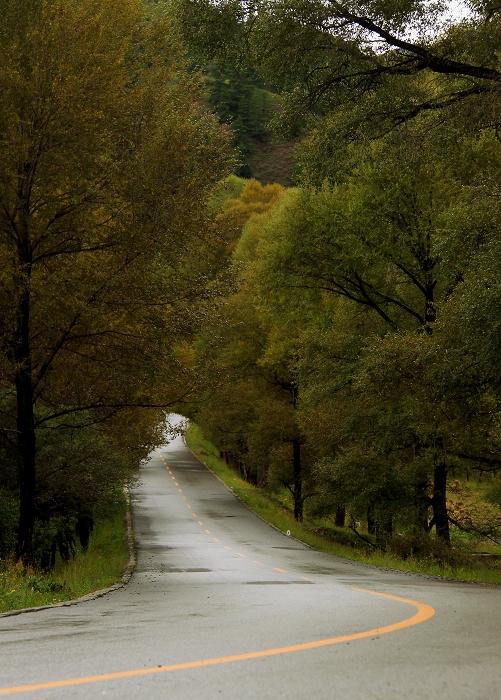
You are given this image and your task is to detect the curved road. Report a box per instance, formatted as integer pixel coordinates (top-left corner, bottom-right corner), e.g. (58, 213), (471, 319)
(1, 433), (500, 698)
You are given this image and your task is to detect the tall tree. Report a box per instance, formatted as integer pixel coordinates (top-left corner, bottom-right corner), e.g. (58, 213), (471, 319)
(0, 0), (231, 561)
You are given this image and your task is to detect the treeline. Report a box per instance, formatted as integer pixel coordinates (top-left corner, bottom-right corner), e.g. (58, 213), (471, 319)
(176, 0), (501, 555)
(0, 0), (232, 565)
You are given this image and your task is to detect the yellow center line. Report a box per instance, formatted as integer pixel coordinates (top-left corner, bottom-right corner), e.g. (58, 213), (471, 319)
(300, 577), (314, 582)
(187, 505), (191, 509)
(223, 546), (231, 550)
(175, 482), (178, 486)
(198, 521), (203, 525)
(274, 568), (287, 573)
(182, 496), (186, 500)
(0, 589), (435, 696)
(192, 513), (197, 517)
(205, 530), (211, 534)
(236, 553), (245, 558)
(253, 560), (262, 565)
(178, 489), (182, 493)
(213, 538), (220, 542)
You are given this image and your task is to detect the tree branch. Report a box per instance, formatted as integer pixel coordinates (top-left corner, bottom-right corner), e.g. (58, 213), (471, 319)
(329, 3), (501, 83)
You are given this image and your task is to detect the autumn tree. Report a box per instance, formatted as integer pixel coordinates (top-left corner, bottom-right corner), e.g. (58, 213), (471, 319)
(0, 0), (232, 562)
(190, 180), (313, 519)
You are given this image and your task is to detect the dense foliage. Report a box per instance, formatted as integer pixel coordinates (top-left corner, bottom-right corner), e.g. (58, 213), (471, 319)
(177, 0), (501, 557)
(0, 0), (232, 565)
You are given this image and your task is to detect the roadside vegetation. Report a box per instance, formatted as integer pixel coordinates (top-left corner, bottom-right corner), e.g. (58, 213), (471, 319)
(186, 423), (501, 584)
(0, 494), (129, 613)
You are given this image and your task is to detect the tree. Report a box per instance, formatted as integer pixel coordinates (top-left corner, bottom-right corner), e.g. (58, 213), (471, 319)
(190, 180), (313, 519)
(0, 0), (232, 562)
(174, 0), (501, 182)
(246, 121), (501, 543)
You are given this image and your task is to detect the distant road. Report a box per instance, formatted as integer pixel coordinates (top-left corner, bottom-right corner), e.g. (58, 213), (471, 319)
(1, 431), (500, 698)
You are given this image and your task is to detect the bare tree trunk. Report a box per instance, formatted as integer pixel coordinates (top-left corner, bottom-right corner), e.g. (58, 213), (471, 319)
(432, 461), (450, 543)
(367, 504), (376, 535)
(335, 507), (345, 527)
(293, 439), (303, 521)
(15, 345), (36, 563)
(14, 169), (36, 563)
(376, 513), (393, 548)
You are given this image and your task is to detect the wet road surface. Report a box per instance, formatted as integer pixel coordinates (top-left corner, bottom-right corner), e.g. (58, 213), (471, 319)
(1, 433), (500, 698)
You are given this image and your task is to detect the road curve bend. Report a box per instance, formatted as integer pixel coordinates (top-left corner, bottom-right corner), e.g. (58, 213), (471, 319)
(1, 430), (500, 699)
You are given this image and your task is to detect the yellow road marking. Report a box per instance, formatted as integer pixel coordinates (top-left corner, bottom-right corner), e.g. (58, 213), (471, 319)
(274, 568), (287, 573)
(187, 505), (191, 509)
(223, 546), (231, 550)
(175, 482), (178, 486)
(236, 553), (245, 558)
(213, 538), (220, 542)
(301, 577), (314, 582)
(0, 589), (434, 696)
(198, 521), (203, 525)
(205, 530), (211, 534)
(253, 560), (262, 565)
(182, 496), (186, 500)
(178, 489), (182, 493)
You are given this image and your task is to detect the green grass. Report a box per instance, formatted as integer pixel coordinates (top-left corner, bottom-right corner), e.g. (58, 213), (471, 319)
(0, 510), (130, 614)
(185, 423), (501, 585)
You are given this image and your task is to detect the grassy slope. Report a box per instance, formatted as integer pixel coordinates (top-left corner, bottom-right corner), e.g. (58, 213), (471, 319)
(185, 422), (501, 585)
(0, 508), (129, 613)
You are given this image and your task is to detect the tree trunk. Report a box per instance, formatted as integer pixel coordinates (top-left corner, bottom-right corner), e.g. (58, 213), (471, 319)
(432, 461), (450, 543)
(424, 274), (436, 335)
(14, 169), (36, 563)
(375, 513), (393, 548)
(367, 505), (376, 535)
(15, 282), (36, 562)
(335, 507), (346, 527)
(414, 480), (430, 532)
(292, 439), (303, 521)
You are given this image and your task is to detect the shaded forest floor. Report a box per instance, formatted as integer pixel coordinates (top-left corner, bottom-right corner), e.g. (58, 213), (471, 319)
(185, 423), (501, 585)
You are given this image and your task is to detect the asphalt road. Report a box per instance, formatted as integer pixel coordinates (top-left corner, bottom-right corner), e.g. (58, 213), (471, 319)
(1, 431), (500, 699)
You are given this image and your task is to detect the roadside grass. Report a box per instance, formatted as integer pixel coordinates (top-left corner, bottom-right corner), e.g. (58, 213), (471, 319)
(185, 422), (501, 585)
(0, 509), (129, 614)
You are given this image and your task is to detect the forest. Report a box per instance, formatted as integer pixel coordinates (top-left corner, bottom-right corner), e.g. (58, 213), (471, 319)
(177, 0), (501, 563)
(1, 0), (501, 581)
